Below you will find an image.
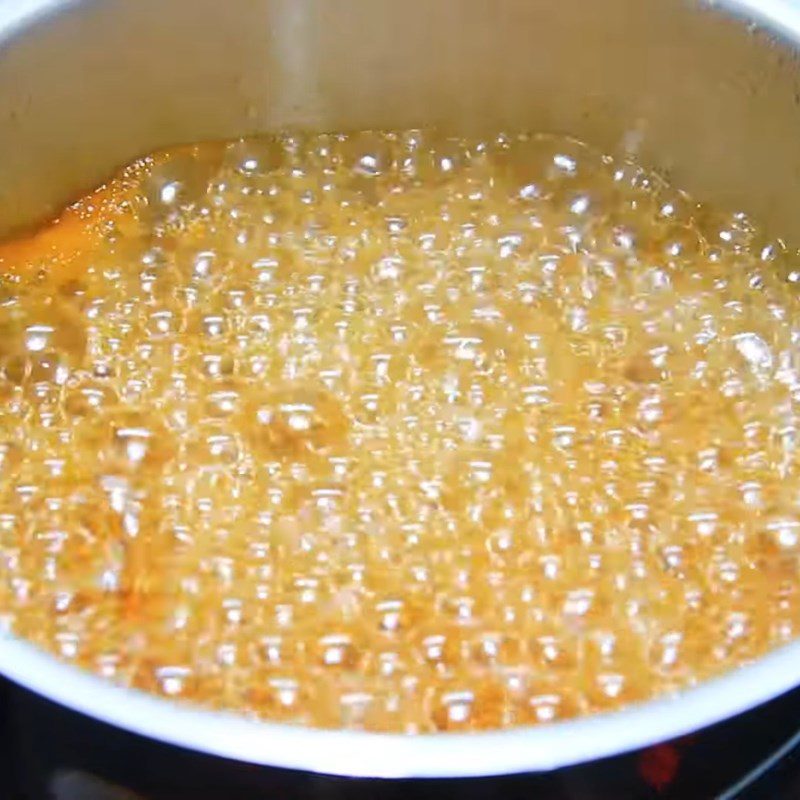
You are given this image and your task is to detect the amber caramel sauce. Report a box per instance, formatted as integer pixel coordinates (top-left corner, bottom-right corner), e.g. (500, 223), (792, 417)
(0, 130), (798, 732)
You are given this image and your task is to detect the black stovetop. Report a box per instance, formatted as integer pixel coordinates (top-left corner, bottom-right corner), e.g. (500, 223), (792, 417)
(3, 676), (800, 799)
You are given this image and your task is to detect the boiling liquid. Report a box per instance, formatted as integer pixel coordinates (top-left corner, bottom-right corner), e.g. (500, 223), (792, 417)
(0, 131), (799, 732)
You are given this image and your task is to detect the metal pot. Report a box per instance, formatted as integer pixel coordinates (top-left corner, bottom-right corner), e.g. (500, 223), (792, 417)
(1, 0), (800, 789)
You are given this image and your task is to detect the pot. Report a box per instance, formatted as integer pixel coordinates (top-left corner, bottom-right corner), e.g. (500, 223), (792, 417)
(1, 0), (800, 790)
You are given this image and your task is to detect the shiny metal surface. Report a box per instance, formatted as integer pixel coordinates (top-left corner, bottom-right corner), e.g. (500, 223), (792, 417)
(0, 0), (799, 779)
(0, 0), (799, 243)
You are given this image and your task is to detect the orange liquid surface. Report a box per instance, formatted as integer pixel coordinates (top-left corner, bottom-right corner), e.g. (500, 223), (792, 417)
(0, 131), (799, 732)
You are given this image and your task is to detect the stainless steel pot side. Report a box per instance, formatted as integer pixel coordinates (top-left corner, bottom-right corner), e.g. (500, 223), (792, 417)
(0, 0), (799, 780)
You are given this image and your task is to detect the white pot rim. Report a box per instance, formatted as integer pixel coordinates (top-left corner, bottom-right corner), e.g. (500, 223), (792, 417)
(2, 632), (800, 778)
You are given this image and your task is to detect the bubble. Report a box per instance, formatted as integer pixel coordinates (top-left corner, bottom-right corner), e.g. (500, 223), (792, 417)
(186, 425), (241, 468)
(27, 350), (69, 387)
(733, 332), (774, 377)
(224, 137), (287, 176)
(342, 131), (395, 178)
(241, 386), (349, 462)
(155, 665), (193, 697)
(145, 309), (182, 339)
(0, 441), (21, 478)
(80, 409), (176, 474)
(201, 381), (243, 420)
(523, 686), (582, 723)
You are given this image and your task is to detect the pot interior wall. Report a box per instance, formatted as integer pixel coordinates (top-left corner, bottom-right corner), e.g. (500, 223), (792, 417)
(0, 0), (798, 243)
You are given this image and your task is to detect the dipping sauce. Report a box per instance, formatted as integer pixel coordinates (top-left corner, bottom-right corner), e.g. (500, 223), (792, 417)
(0, 130), (798, 732)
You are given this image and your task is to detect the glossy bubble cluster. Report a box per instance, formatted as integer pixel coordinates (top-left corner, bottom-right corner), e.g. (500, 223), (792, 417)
(0, 130), (799, 732)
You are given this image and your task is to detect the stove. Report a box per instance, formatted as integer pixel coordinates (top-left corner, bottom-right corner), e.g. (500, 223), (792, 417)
(2, 677), (800, 799)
